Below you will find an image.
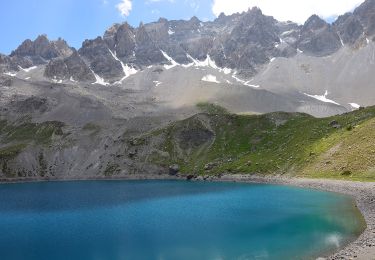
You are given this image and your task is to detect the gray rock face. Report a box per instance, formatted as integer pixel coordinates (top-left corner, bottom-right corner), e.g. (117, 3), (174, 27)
(104, 23), (136, 63)
(0, 75), (12, 87)
(44, 59), (68, 80)
(144, 18), (192, 64)
(354, 0), (375, 36)
(10, 35), (73, 64)
(334, 13), (364, 45)
(211, 8), (279, 75)
(44, 51), (96, 82)
(230, 8), (279, 48)
(298, 15), (342, 56)
(79, 37), (124, 82)
(134, 24), (166, 66)
(0, 54), (15, 73)
(0, 53), (33, 73)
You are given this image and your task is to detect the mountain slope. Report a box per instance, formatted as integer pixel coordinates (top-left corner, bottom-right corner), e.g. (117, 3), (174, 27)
(0, 104), (374, 181)
(133, 104), (375, 181)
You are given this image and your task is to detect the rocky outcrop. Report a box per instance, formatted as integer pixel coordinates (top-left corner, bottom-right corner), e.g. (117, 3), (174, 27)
(297, 15), (342, 56)
(10, 35), (73, 64)
(334, 13), (364, 45)
(134, 24), (166, 66)
(104, 23), (136, 62)
(212, 8), (280, 75)
(0, 53), (33, 73)
(333, 0), (375, 46)
(353, 0), (375, 36)
(78, 37), (124, 82)
(44, 51), (96, 82)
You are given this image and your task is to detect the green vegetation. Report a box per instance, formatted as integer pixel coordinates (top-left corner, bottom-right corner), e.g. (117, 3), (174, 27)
(196, 102), (229, 115)
(0, 144), (27, 160)
(2, 121), (64, 144)
(141, 104), (375, 181)
(0, 120), (64, 164)
(104, 163), (121, 176)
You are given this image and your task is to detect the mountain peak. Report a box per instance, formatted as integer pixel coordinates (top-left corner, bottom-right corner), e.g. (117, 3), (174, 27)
(189, 16), (200, 23)
(10, 34), (72, 64)
(248, 6), (263, 15)
(158, 17), (168, 24)
(303, 15), (327, 30)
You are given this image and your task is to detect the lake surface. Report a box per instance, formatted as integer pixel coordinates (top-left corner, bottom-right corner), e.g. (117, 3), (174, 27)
(0, 180), (364, 260)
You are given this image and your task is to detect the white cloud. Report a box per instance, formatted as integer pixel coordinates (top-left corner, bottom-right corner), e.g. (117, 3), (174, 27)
(117, 0), (132, 17)
(212, 0), (365, 24)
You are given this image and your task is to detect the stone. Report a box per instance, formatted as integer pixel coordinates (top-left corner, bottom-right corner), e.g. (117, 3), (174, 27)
(169, 164), (180, 175)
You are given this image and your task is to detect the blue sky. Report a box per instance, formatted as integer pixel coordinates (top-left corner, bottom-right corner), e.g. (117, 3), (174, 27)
(0, 0), (214, 54)
(0, 0), (364, 54)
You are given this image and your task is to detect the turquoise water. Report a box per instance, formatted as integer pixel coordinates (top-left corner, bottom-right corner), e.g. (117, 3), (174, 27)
(0, 180), (364, 260)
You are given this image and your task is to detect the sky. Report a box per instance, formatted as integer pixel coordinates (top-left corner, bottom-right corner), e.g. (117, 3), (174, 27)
(0, 0), (366, 54)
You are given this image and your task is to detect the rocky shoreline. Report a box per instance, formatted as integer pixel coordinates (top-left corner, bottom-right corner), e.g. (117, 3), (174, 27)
(0, 174), (374, 259)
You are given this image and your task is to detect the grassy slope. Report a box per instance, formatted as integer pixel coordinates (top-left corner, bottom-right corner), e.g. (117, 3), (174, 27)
(0, 120), (64, 160)
(146, 103), (375, 181)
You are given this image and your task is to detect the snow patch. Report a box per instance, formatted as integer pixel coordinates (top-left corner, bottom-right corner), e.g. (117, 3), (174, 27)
(349, 103), (361, 109)
(108, 48), (138, 84)
(297, 49), (304, 54)
(186, 53), (232, 74)
(304, 90), (340, 105)
(161, 50), (179, 70)
(281, 30), (295, 36)
(70, 77), (77, 83)
(19, 66), (37, 72)
(232, 72), (260, 88)
(52, 79), (63, 84)
(153, 81), (162, 87)
(25, 77), (31, 80)
(244, 83), (260, 88)
(90, 69), (109, 86)
(221, 67), (232, 74)
(339, 35), (344, 46)
(3, 72), (17, 77)
(202, 74), (220, 84)
(159, 51), (233, 75)
(270, 57), (276, 63)
(168, 29), (175, 35)
(186, 54), (217, 68)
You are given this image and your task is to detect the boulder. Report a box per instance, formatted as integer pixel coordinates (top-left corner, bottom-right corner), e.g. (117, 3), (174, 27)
(169, 164), (180, 175)
(329, 120), (342, 129)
